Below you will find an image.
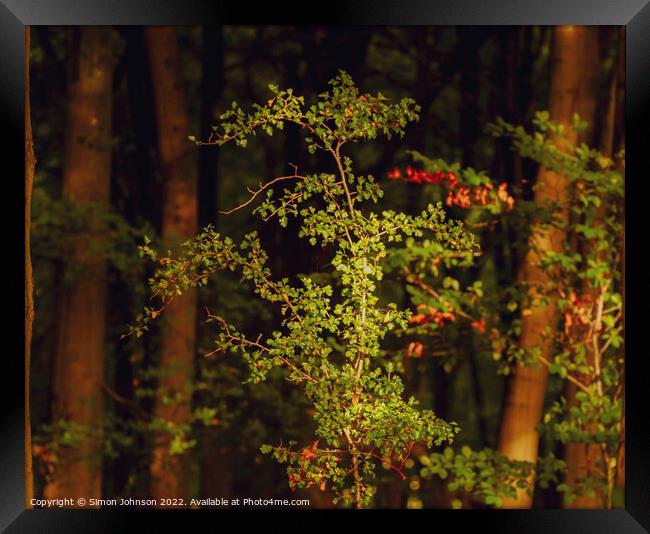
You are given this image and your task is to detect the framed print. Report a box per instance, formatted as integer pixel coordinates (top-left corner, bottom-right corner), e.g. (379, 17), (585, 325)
(4, 0), (649, 531)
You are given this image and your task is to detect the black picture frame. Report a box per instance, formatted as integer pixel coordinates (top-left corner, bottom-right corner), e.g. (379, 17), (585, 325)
(4, 1), (649, 531)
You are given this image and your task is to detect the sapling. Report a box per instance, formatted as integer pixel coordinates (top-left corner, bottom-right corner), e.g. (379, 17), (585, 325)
(131, 72), (478, 507)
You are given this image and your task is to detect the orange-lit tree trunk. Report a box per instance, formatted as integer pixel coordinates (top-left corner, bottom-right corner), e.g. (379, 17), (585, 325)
(145, 27), (198, 500)
(562, 26), (603, 509)
(25, 26), (35, 508)
(563, 27), (625, 508)
(44, 27), (120, 504)
(497, 26), (587, 508)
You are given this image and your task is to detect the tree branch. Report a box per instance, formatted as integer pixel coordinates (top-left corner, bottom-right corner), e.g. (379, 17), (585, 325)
(219, 171), (306, 215)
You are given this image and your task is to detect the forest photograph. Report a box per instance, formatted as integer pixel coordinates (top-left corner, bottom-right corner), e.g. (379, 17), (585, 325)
(24, 25), (626, 510)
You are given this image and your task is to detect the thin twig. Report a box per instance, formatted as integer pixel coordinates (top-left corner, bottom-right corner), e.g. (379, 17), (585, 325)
(537, 355), (591, 394)
(368, 452), (407, 480)
(219, 173), (306, 215)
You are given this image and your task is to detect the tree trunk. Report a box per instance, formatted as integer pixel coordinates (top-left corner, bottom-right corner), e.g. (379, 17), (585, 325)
(145, 26), (198, 500)
(25, 26), (35, 508)
(562, 26), (605, 509)
(497, 26), (587, 508)
(563, 27), (625, 508)
(44, 27), (120, 504)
